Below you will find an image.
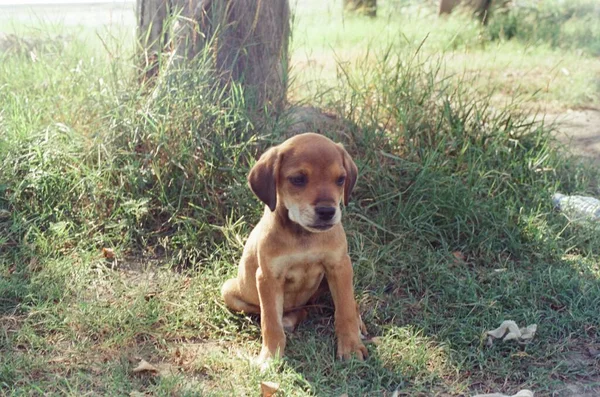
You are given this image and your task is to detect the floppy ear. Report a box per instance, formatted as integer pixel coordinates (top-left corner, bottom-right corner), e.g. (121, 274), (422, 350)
(248, 147), (280, 212)
(338, 144), (358, 206)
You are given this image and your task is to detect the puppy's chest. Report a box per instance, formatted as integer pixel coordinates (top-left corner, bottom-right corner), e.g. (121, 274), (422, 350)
(271, 251), (331, 285)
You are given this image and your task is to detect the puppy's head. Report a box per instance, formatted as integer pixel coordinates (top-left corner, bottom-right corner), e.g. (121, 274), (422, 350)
(248, 133), (357, 233)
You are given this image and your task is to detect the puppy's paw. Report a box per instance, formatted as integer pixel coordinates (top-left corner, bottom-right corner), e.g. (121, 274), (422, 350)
(337, 335), (368, 361)
(253, 349), (274, 372)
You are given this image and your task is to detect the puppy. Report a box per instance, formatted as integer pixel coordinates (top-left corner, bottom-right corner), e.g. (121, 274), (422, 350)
(221, 132), (367, 365)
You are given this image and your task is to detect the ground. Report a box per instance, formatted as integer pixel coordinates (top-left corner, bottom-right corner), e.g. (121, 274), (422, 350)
(1, 1), (600, 396)
(554, 110), (600, 162)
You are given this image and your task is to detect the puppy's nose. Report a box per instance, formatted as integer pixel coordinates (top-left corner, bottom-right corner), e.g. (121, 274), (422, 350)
(315, 206), (336, 221)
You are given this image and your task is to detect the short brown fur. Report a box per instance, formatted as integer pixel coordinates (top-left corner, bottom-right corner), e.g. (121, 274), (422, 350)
(221, 133), (367, 364)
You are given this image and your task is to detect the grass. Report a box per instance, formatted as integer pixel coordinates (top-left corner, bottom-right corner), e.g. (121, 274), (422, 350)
(290, 0), (600, 110)
(1, 0), (600, 395)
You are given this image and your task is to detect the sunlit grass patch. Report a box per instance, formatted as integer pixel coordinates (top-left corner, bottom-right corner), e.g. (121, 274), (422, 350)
(376, 326), (460, 389)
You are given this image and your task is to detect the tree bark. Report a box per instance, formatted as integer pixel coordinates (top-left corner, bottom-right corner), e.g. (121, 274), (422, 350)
(438, 0), (492, 23)
(136, 0), (170, 80)
(137, 0), (290, 113)
(344, 0), (377, 18)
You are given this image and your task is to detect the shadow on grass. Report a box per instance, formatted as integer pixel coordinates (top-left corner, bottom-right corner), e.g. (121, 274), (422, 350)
(243, 243), (599, 396)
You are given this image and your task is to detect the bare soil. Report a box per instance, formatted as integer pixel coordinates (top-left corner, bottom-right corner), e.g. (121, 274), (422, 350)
(552, 109), (600, 163)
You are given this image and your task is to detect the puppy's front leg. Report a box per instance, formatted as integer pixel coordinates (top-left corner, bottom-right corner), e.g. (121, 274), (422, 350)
(256, 266), (286, 365)
(327, 254), (368, 361)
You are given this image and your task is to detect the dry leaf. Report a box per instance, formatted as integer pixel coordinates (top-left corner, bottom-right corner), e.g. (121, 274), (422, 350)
(452, 251), (465, 261)
(261, 381), (280, 397)
(368, 336), (382, 345)
(102, 247), (115, 259)
(132, 359), (158, 373)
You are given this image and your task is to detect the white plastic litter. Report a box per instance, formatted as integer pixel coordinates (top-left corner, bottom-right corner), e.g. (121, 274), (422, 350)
(473, 390), (534, 397)
(552, 193), (600, 222)
(486, 320), (537, 346)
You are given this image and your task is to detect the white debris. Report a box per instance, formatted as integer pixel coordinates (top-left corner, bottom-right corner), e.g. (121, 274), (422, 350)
(473, 389), (534, 397)
(486, 320), (537, 346)
(552, 193), (600, 222)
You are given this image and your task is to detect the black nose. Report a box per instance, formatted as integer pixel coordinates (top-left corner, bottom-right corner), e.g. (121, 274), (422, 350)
(315, 206), (336, 221)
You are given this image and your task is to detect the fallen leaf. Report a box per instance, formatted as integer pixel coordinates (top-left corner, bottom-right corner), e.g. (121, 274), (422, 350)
(261, 381), (279, 397)
(102, 247), (115, 259)
(452, 251), (465, 262)
(132, 359), (158, 373)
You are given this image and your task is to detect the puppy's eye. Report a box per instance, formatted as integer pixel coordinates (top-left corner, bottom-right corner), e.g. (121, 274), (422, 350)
(336, 176), (346, 186)
(289, 175), (307, 187)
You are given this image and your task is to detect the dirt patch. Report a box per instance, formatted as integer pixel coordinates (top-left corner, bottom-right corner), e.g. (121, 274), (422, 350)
(553, 343), (600, 397)
(550, 109), (600, 163)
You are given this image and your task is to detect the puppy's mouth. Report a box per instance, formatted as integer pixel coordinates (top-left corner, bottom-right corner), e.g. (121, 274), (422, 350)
(284, 202), (339, 233)
(308, 223), (334, 231)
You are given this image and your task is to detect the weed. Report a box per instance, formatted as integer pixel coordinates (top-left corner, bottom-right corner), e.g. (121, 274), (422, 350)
(487, 0), (600, 56)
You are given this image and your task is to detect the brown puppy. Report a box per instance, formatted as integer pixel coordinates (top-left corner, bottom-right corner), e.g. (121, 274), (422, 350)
(221, 132), (368, 365)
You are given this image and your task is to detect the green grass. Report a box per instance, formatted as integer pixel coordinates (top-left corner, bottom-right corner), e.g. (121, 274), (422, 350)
(290, 0), (600, 109)
(1, 1), (600, 395)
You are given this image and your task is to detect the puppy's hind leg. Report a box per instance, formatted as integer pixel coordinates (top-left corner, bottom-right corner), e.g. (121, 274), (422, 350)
(282, 309), (308, 333)
(221, 278), (260, 314)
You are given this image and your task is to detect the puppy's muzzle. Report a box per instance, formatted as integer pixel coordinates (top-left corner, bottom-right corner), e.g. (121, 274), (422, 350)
(315, 206), (336, 221)
(310, 205), (339, 231)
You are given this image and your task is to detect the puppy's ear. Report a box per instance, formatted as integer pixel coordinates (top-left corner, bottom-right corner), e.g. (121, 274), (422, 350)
(248, 147), (280, 212)
(338, 144), (358, 206)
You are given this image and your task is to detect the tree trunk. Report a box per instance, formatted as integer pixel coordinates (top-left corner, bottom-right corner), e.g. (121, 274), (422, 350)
(136, 0), (170, 80)
(137, 0), (290, 113)
(438, 0), (492, 23)
(344, 0), (377, 18)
